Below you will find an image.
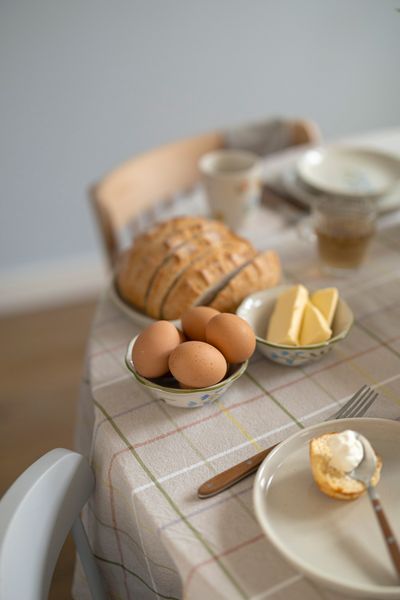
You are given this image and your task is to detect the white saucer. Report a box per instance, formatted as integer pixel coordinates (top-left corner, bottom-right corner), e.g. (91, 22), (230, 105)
(297, 147), (400, 198)
(253, 417), (400, 598)
(281, 165), (400, 214)
(108, 282), (179, 329)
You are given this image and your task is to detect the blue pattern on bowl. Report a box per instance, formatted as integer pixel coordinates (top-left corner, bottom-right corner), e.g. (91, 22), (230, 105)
(125, 336), (248, 408)
(262, 343), (332, 366)
(236, 285), (354, 367)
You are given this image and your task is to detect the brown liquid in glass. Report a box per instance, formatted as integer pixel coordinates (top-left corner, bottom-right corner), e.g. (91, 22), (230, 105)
(316, 224), (374, 269)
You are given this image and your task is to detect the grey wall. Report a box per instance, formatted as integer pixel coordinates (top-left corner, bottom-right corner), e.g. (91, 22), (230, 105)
(1, 0), (399, 272)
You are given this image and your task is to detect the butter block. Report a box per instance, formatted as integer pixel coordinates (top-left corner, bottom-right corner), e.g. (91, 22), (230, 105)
(266, 285), (308, 346)
(311, 287), (339, 327)
(299, 302), (332, 346)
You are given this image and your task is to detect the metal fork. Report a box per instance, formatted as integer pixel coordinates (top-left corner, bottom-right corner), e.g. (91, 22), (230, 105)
(198, 385), (378, 499)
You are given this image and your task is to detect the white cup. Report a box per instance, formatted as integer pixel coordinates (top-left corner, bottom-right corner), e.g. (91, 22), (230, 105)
(199, 149), (262, 230)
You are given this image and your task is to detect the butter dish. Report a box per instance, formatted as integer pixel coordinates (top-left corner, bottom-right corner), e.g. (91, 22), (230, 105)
(236, 285), (353, 366)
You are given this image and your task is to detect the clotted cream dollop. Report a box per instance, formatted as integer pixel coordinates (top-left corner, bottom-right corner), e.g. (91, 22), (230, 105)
(326, 429), (363, 472)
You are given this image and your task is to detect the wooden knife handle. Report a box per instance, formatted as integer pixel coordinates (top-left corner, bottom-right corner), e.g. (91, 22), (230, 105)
(197, 443), (278, 499)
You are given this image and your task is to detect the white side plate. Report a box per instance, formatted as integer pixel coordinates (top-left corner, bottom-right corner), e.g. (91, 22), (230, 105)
(108, 282), (180, 328)
(281, 165), (400, 213)
(296, 147), (400, 198)
(254, 417), (400, 598)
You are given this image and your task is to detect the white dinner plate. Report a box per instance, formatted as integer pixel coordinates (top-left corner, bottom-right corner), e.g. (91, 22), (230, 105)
(296, 147), (400, 198)
(253, 418), (400, 598)
(281, 165), (400, 214)
(108, 281), (180, 329)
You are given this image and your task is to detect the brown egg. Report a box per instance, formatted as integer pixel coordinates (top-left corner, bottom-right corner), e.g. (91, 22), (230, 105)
(181, 306), (220, 341)
(132, 321), (181, 378)
(206, 313), (256, 363)
(168, 341), (227, 388)
(177, 328), (187, 343)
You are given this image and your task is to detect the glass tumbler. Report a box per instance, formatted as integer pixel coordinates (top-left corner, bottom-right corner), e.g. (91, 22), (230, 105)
(312, 195), (377, 274)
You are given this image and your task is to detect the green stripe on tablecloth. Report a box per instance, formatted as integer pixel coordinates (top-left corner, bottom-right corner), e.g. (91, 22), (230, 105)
(94, 399), (248, 599)
(356, 320), (400, 361)
(245, 371), (305, 429)
(94, 553), (180, 600)
(156, 401), (257, 523)
(352, 319), (400, 406)
(88, 501), (179, 576)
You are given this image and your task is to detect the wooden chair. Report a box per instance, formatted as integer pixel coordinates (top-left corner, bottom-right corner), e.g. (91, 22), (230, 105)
(90, 118), (320, 268)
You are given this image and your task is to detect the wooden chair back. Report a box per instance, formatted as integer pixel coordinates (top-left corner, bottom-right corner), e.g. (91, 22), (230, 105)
(91, 131), (223, 266)
(91, 120), (319, 267)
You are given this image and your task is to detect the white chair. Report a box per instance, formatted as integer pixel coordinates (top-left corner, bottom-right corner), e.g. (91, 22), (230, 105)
(0, 448), (107, 600)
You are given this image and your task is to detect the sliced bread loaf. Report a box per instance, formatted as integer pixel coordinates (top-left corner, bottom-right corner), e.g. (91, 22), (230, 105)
(116, 217), (228, 311)
(145, 225), (235, 318)
(209, 250), (281, 313)
(161, 239), (256, 320)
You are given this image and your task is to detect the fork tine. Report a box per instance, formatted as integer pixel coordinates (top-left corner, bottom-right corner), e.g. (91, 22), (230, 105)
(332, 385), (369, 420)
(348, 392), (378, 418)
(336, 387), (374, 419)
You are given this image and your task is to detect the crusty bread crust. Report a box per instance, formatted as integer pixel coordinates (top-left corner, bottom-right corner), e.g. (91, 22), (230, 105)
(209, 250), (281, 313)
(309, 433), (382, 501)
(133, 216), (205, 250)
(116, 217), (225, 310)
(145, 223), (234, 318)
(161, 239), (256, 320)
(116, 215), (281, 320)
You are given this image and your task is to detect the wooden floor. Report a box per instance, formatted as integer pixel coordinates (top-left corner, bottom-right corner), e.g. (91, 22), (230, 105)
(0, 299), (97, 599)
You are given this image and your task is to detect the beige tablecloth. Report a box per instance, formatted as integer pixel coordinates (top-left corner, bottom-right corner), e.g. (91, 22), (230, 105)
(73, 133), (400, 600)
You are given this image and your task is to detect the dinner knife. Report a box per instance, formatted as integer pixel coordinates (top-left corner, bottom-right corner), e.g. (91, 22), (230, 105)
(197, 444), (277, 499)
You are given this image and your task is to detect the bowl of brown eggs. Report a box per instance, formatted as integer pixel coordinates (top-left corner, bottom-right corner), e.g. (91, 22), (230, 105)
(125, 307), (255, 408)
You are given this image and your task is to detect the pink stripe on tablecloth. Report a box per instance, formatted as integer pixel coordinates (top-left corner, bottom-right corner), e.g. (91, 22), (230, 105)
(183, 533), (264, 597)
(89, 290), (400, 361)
(91, 331), (400, 470)
(91, 340), (129, 358)
(159, 483), (254, 534)
(107, 450), (131, 599)
(133, 392), (265, 449)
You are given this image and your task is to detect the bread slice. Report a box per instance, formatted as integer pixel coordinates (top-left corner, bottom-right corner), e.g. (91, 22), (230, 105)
(309, 433), (382, 501)
(116, 217), (229, 311)
(209, 250), (281, 313)
(145, 225), (235, 318)
(161, 239), (256, 320)
(133, 216), (206, 250)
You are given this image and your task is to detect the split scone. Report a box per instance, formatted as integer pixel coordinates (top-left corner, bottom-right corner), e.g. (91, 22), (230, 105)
(309, 431), (382, 501)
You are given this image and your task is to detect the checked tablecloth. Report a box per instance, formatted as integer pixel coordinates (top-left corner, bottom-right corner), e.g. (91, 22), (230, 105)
(73, 132), (400, 600)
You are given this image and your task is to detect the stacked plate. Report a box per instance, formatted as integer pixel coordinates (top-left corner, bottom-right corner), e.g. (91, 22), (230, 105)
(279, 146), (400, 213)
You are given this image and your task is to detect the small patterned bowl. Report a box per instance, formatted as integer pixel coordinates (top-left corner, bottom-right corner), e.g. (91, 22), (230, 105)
(125, 336), (248, 408)
(236, 285), (353, 367)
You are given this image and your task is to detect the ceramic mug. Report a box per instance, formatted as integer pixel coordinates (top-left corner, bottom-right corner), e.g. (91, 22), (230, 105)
(199, 149), (262, 230)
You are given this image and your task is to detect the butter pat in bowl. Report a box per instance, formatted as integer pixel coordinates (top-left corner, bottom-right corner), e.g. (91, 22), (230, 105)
(236, 284), (353, 366)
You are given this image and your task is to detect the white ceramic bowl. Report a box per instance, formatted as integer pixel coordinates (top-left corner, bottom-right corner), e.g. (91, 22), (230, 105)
(236, 285), (353, 366)
(125, 336), (248, 408)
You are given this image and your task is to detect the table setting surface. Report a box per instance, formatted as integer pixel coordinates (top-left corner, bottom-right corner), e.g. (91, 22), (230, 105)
(73, 128), (400, 600)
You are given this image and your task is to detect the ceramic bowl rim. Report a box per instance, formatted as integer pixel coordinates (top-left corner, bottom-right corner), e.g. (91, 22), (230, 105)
(125, 336), (248, 394)
(236, 286), (354, 351)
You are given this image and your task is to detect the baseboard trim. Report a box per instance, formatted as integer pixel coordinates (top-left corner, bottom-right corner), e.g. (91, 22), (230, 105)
(0, 255), (109, 315)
